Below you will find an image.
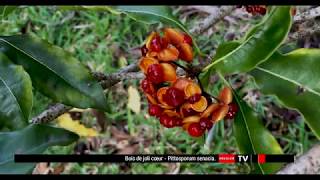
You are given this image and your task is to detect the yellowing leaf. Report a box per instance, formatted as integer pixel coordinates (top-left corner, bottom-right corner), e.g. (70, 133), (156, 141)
(127, 86), (141, 114)
(118, 56), (128, 68)
(69, 108), (90, 112)
(56, 113), (98, 137)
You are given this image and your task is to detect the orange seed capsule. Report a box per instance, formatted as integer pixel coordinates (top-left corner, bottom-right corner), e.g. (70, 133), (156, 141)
(146, 32), (158, 50)
(173, 77), (193, 92)
(182, 123), (190, 131)
(190, 96), (208, 112)
(146, 94), (158, 105)
(163, 110), (180, 118)
(156, 87), (174, 109)
(218, 86), (233, 105)
(211, 104), (229, 122)
(158, 46), (179, 62)
(179, 103), (195, 118)
(201, 103), (221, 118)
(182, 115), (201, 124)
(138, 57), (159, 74)
(164, 28), (185, 45)
(160, 63), (177, 82)
(146, 51), (158, 58)
(178, 43), (193, 62)
(185, 82), (202, 98)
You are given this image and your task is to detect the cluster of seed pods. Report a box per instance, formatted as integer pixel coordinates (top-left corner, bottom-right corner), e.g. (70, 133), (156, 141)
(237, 5), (267, 15)
(239, 6), (296, 16)
(139, 28), (238, 137)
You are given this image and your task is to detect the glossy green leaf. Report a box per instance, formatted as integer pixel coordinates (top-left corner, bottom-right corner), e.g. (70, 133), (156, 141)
(203, 6), (292, 75)
(0, 124), (79, 174)
(0, 53), (32, 130)
(232, 92), (283, 174)
(250, 49), (320, 139)
(0, 6), (17, 19)
(0, 34), (108, 111)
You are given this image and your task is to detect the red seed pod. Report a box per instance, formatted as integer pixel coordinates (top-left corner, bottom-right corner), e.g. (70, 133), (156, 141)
(160, 36), (169, 49)
(160, 114), (175, 128)
(174, 117), (183, 127)
(181, 107), (198, 117)
(188, 93), (202, 104)
(147, 64), (164, 84)
(148, 104), (163, 117)
(225, 102), (239, 119)
(199, 118), (213, 130)
(163, 87), (185, 107)
(188, 123), (204, 137)
(141, 44), (148, 56)
(183, 33), (193, 46)
(246, 6), (253, 13)
(140, 78), (155, 95)
(150, 35), (162, 52)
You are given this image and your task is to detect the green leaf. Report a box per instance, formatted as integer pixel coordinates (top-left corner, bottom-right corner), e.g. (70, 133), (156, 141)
(213, 41), (241, 61)
(0, 6), (17, 19)
(250, 49), (320, 139)
(0, 34), (108, 111)
(0, 53), (32, 130)
(233, 93), (283, 174)
(203, 6), (292, 75)
(0, 124), (79, 174)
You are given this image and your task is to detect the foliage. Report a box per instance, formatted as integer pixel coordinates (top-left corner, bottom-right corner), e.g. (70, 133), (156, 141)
(0, 5), (319, 174)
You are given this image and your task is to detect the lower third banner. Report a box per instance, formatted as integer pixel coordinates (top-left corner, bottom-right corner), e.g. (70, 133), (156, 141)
(14, 154), (294, 164)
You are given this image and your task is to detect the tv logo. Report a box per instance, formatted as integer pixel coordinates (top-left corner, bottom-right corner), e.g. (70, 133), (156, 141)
(237, 155), (250, 163)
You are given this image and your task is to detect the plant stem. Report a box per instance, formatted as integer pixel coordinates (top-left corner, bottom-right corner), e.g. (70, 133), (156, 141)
(196, 74), (221, 103)
(172, 61), (188, 72)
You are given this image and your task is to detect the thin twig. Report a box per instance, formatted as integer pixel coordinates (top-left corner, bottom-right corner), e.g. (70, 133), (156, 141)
(31, 69), (143, 124)
(31, 103), (72, 124)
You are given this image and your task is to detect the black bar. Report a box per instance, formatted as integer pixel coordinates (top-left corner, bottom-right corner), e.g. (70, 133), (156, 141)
(15, 154), (220, 163)
(251, 154), (294, 163)
(251, 155), (258, 163)
(265, 155), (295, 163)
(0, 0), (318, 6)
(15, 154), (295, 163)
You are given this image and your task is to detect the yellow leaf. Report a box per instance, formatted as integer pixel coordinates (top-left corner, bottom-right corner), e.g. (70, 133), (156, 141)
(56, 113), (98, 137)
(69, 108), (90, 112)
(127, 86), (141, 114)
(118, 56), (128, 68)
